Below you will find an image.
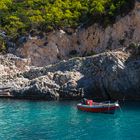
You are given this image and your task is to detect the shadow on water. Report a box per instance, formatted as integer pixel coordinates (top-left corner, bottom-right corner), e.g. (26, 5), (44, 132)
(119, 100), (140, 111)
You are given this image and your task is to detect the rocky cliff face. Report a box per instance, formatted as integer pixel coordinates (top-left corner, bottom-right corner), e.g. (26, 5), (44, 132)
(1, 46), (140, 100)
(12, 1), (140, 67)
(1, 1), (140, 100)
(0, 54), (30, 89)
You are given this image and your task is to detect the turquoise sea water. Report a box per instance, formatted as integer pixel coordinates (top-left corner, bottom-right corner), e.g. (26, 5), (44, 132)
(0, 99), (140, 140)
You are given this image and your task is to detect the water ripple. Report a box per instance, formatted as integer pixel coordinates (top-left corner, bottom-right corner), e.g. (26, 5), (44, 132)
(0, 100), (140, 140)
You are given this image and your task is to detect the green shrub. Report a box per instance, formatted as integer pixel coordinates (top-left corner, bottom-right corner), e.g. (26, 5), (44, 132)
(0, 37), (6, 52)
(0, 0), (134, 43)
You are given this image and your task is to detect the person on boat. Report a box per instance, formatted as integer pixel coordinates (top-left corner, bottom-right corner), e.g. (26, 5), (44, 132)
(81, 98), (93, 106)
(86, 100), (93, 106)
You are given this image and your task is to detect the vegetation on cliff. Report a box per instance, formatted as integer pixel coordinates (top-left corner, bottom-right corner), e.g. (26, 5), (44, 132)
(0, 0), (134, 50)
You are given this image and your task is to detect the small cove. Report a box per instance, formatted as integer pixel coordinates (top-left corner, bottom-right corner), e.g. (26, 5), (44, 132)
(0, 99), (139, 140)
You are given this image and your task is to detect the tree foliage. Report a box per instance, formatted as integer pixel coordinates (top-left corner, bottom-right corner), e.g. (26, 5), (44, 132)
(0, 0), (134, 39)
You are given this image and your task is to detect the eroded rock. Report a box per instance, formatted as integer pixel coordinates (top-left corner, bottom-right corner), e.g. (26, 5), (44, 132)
(12, 1), (140, 67)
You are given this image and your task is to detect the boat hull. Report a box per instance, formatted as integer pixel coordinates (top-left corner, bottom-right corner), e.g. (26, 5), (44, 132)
(77, 103), (119, 113)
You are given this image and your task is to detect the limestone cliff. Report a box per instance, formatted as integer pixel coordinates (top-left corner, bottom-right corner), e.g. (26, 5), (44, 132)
(1, 46), (140, 100)
(12, 1), (140, 67)
(1, 1), (140, 100)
